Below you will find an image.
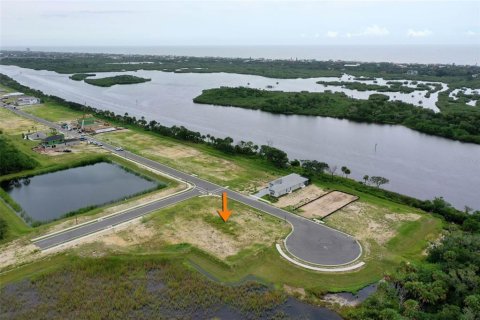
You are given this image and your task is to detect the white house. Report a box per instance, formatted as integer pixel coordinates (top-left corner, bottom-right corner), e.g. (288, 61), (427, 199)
(16, 96), (41, 106)
(267, 173), (309, 197)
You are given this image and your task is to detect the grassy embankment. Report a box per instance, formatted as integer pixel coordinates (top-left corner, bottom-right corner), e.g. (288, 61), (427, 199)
(194, 87), (480, 144)
(83, 75), (151, 87)
(0, 102), (443, 295)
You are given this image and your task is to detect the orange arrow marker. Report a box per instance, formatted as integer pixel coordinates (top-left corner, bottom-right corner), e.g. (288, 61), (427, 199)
(217, 192), (232, 222)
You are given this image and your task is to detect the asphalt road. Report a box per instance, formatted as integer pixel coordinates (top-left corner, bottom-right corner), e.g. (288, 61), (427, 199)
(9, 106), (362, 266)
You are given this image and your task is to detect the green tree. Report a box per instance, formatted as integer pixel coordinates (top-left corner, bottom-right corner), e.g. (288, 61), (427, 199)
(369, 176), (390, 188)
(0, 216), (7, 240)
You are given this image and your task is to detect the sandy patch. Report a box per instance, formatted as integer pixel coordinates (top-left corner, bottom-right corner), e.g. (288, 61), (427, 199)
(274, 185), (327, 208)
(283, 285), (306, 299)
(160, 203), (288, 259)
(0, 239), (41, 271)
(299, 191), (358, 219)
(325, 202), (421, 245)
(0, 108), (49, 134)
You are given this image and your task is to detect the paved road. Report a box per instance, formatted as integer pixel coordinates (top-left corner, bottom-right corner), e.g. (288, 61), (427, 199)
(9, 106), (361, 266)
(34, 189), (201, 250)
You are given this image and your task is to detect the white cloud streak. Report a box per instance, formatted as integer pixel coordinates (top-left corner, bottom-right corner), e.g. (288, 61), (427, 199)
(407, 29), (433, 37)
(346, 25), (389, 37)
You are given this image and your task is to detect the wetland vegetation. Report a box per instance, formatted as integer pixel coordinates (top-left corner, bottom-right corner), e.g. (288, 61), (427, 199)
(194, 87), (480, 144)
(83, 75), (151, 87)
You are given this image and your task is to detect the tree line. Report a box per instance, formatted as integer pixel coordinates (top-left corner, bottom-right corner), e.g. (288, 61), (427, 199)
(194, 87), (480, 144)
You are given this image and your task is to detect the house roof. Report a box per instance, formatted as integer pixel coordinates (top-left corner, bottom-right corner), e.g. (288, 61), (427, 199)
(43, 134), (64, 142)
(268, 173), (308, 193)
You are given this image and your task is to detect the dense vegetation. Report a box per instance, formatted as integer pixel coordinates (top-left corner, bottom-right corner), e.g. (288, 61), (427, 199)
(84, 75), (151, 87)
(317, 80), (443, 94)
(0, 133), (37, 175)
(0, 256), (309, 319)
(347, 223), (480, 319)
(1, 73), (477, 222)
(1, 50), (480, 87)
(194, 87), (480, 144)
(0, 216), (7, 240)
(69, 73), (96, 81)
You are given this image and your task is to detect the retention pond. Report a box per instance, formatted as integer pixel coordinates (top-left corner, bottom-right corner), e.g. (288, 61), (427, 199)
(2, 162), (159, 223)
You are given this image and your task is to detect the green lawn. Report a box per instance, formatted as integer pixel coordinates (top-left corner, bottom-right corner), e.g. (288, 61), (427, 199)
(22, 102), (84, 122)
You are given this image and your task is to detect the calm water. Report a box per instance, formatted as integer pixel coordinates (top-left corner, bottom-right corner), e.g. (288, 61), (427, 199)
(1, 65), (479, 210)
(2, 162), (157, 222)
(3, 45), (479, 65)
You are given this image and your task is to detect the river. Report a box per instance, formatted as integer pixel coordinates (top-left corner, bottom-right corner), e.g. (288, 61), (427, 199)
(1, 65), (479, 210)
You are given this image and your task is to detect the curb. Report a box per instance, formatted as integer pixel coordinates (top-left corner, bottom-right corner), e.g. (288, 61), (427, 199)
(276, 244), (365, 272)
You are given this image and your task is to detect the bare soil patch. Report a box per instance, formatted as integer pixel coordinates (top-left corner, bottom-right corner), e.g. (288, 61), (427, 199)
(299, 191), (358, 219)
(274, 185), (327, 208)
(325, 201), (421, 245)
(156, 197), (289, 259)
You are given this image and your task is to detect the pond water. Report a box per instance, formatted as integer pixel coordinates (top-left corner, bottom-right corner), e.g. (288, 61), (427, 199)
(1, 65), (479, 210)
(2, 162), (158, 223)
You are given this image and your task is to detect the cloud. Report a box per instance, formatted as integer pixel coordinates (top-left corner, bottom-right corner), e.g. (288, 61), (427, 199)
(42, 10), (133, 18)
(326, 31), (339, 38)
(407, 29), (433, 38)
(346, 25), (389, 38)
(466, 30), (477, 36)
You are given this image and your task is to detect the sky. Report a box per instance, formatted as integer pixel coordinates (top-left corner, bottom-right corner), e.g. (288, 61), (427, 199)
(1, 0), (479, 47)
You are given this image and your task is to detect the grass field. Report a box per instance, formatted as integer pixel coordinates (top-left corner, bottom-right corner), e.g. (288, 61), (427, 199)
(98, 129), (281, 192)
(22, 101), (84, 122)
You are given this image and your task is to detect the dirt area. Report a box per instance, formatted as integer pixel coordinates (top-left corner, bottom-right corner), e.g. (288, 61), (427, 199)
(0, 239), (41, 271)
(298, 191), (358, 219)
(33, 142), (109, 156)
(0, 108), (49, 134)
(153, 197), (289, 259)
(283, 285), (306, 299)
(325, 201), (421, 245)
(66, 196), (289, 260)
(274, 185), (327, 208)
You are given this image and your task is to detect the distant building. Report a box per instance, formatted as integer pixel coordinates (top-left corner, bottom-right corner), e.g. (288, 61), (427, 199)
(41, 134), (65, 147)
(267, 173), (309, 197)
(16, 96), (40, 106)
(407, 70), (418, 76)
(2, 92), (24, 98)
(26, 131), (47, 141)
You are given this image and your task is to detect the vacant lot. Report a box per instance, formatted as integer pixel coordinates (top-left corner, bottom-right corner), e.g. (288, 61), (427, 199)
(299, 191), (358, 219)
(325, 201), (442, 263)
(0, 107), (49, 135)
(98, 130), (277, 191)
(80, 196), (290, 260)
(22, 102), (83, 122)
(274, 184), (327, 208)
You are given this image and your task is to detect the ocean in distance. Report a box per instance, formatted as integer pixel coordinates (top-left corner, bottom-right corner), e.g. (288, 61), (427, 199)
(2, 45), (479, 65)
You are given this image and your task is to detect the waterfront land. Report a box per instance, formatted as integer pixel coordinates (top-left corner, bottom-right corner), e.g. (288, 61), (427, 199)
(1, 51), (479, 87)
(0, 74), (478, 319)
